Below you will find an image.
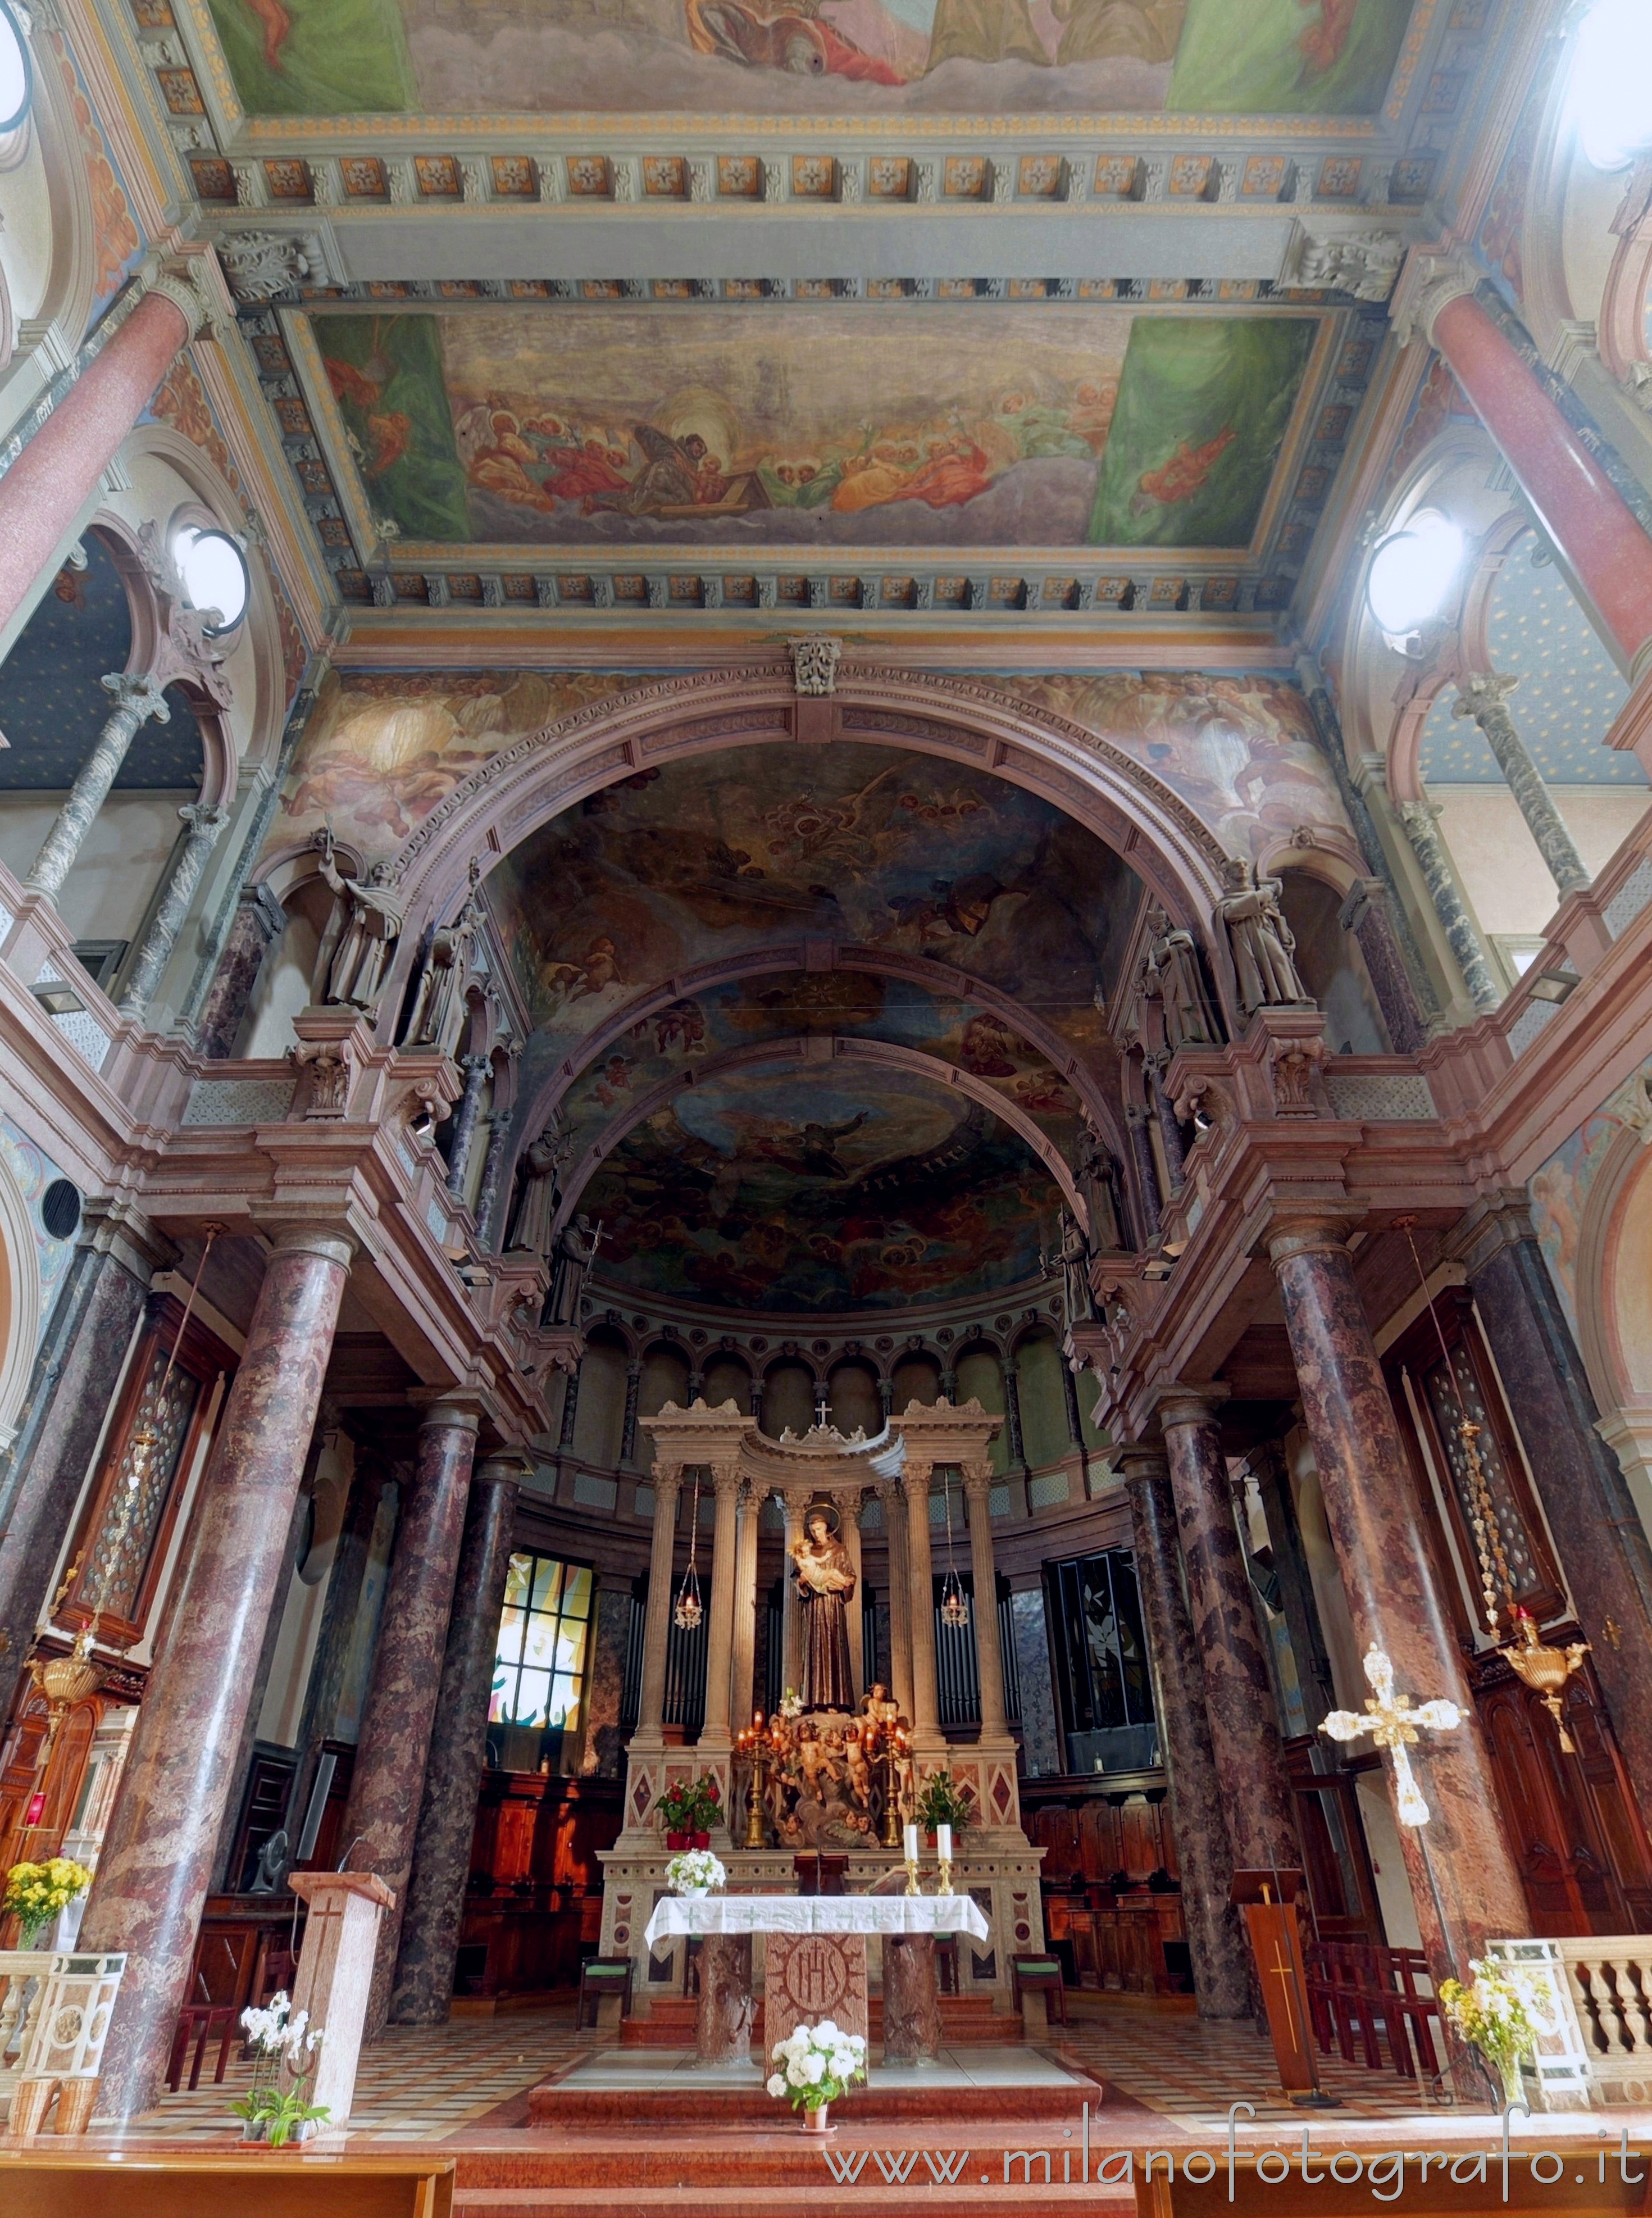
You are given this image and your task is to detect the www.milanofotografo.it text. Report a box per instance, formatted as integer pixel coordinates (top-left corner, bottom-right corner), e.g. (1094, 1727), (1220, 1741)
(814, 2107), (1648, 2201)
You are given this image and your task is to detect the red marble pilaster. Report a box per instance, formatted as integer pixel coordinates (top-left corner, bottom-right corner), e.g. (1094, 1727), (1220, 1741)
(79, 1225), (354, 2120)
(389, 1455), (522, 2026)
(1155, 1391), (1300, 1875)
(339, 1396), (480, 2043)
(1269, 1221), (1531, 1983)
(1432, 289), (1652, 680)
(1118, 1447), (1253, 2020)
(0, 285), (198, 638)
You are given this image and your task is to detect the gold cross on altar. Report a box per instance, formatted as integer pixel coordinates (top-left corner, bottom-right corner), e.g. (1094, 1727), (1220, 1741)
(1320, 1644), (1463, 1827)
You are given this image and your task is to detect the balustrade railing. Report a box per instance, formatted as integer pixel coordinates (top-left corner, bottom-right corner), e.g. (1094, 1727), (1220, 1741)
(0, 1948), (126, 2131)
(1491, 1936), (1652, 2112)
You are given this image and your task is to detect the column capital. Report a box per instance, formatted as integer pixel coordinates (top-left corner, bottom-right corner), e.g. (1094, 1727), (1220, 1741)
(409, 1391), (484, 1435)
(473, 1451), (530, 1490)
(709, 1458), (743, 1496)
(1453, 671), (1520, 722)
(179, 799), (230, 839)
(653, 1460), (685, 1494)
(101, 670), (171, 721)
(1147, 1382), (1230, 1432)
(1113, 1442), (1171, 1488)
(142, 259), (216, 341)
(899, 1456), (934, 1496)
(961, 1460), (995, 1499)
(1390, 248), (1478, 351)
(267, 1222), (356, 1270)
(1266, 1215), (1358, 1270)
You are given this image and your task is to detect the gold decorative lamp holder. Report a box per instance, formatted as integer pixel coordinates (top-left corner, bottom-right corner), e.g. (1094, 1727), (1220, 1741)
(1503, 1605), (1590, 1752)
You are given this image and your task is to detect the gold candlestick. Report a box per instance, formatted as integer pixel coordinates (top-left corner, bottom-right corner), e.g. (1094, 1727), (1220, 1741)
(904, 1858), (921, 1897)
(936, 1858), (952, 1897)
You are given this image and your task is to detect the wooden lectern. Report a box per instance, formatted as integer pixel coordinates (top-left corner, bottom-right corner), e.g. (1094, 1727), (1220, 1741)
(288, 1871), (395, 2130)
(1228, 1869), (1336, 2108)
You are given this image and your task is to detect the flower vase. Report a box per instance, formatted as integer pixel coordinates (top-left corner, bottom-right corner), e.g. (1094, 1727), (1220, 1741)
(665, 1830), (688, 1851)
(685, 1886), (708, 1899)
(693, 1831), (711, 1849)
(20, 1923), (49, 1951)
(1499, 2057), (1526, 2114)
(802, 2105), (831, 2134)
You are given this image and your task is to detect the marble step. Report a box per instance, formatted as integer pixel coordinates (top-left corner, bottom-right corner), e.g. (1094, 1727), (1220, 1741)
(452, 2188), (1134, 2218)
(620, 1994), (1014, 2048)
(459, 2120), (1128, 2187)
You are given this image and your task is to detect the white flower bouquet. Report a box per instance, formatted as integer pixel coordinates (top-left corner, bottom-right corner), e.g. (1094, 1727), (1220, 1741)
(1439, 1957), (1558, 2111)
(665, 1847), (726, 1897)
(232, 1990), (329, 2146)
(766, 2019), (868, 2119)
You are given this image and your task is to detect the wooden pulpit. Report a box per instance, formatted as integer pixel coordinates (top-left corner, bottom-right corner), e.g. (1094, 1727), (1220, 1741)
(1228, 1869), (1334, 2107)
(288, 1870), (395, 2130)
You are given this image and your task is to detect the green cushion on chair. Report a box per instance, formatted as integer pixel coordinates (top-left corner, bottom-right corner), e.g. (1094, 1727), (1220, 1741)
(1017, 1960), (1062, 1975)
(584, 1966), (630, 1979)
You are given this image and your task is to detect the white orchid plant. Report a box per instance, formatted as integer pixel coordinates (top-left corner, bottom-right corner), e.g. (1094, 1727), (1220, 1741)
(766, 2020), (868, 2113)
(232, 1990), (329, 2146)
(665, 1848), (726, 1895)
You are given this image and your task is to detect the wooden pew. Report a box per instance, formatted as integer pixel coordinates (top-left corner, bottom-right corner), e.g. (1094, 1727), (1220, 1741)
(0, 2151), (453, 2217)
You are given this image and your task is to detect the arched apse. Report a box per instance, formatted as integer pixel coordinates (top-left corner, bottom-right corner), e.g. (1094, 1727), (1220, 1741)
(270, 666), (1245, 1031)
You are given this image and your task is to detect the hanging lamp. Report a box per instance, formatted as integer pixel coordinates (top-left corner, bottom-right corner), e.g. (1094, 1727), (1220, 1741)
(938, 1466), (970, 1630)
(673, 1467), (704, 1631)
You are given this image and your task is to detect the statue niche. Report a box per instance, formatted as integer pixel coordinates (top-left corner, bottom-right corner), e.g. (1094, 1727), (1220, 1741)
(791, 1501), (856, 1714)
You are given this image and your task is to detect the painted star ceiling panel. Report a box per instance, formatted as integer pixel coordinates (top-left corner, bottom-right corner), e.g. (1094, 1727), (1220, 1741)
(203, 0), (1416, 119)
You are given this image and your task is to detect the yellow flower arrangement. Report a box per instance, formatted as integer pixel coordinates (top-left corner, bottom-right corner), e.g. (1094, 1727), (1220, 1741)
(4, 1857), (93, 1942)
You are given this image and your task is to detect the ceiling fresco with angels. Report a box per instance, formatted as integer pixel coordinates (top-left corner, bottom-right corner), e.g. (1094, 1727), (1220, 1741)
(488, 739), (1145, 1079)
(308, 304), (1324, 558)
(207, 0), (1417, 118)
(577, 1062), (1063, 1311)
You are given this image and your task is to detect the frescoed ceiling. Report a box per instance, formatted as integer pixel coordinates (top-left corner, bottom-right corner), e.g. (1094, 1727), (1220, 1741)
(122, 0), (1505, 640)
(473, 738), (1139, 1306)
(203, 0), (1416, 121)
(577, 1062), (1063, 1312)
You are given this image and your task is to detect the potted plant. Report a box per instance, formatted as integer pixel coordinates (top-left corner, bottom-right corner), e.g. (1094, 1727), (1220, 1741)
(3, 1857), (93, 1947)
(766, 2019), (867, 2134)
(665, 1848), (726, 1899)
(657, 1772), (722, 1849)
(914, 1771), (973, 1848)
(1439, 1957), (1556, 2113)
(231, 1992), (329, 2146)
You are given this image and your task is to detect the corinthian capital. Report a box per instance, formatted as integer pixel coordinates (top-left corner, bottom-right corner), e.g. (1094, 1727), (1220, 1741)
(1389, 249), (1478, 352)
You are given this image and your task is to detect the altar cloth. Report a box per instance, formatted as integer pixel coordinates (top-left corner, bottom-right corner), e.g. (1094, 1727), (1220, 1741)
(643, 1892), (990, 1948)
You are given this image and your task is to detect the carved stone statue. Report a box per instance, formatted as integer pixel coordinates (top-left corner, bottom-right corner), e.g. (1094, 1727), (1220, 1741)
(402, 857), (483, 1057)
(313, 830), (406, 1011)
(1043, 1208), (1093, 1328)
(1076, 1125), (1126, 1253)
(504, 1120), (572, 1256)
(248, 1827), (290, 1895)
(790, 1505), (857, 1712)
(545, 1211), (600, 1326)
(1215, 857), (1311, 1015)
(1143, 907), (1221, 1049)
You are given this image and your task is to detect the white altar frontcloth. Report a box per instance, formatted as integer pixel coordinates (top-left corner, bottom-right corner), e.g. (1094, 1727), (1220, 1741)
(643, 1892), (991, 1949)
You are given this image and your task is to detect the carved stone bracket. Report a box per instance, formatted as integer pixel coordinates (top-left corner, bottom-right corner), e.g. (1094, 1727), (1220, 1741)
(788, 636), (841, 697)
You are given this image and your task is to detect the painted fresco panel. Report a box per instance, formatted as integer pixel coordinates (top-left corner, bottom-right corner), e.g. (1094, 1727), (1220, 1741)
(206, 0), (1414, 116)
(312, 307), (1319, 554)
(581, 1063), (1061, 1311)
(490, 742), (1140, 1066)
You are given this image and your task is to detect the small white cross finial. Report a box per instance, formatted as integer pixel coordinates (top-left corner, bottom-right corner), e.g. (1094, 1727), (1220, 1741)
(1320, 1643), (1463, 1826)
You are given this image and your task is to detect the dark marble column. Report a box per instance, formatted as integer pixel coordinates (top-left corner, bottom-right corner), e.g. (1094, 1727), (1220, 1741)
(444, 1057), (491, 1197)
(1155, 1391), (1299, 1874)
(1337, 880), (1427, 1057)
(1000, 1361), (1025, 1466)
(1268, 1220), (1530, 1984)
(340, 1397), (480, 2042)
(472, 1114), (513, 1250)
(389, 1453), (522, 2026)
(79, 1225), (354, 2120)
(194, 879), (289, 1059)
(1455, 1200), (1652, 1845)
(1118, 1446), (1254, 2021)
(1125, 1105), (1162, 1240)
(0, 1208), (160, 1716)
(696, 1933), (753, 2063)
(882, 1935), (943, 2060)
(619, 1361), (643, 1463)
(580, 1572), (631, 1779)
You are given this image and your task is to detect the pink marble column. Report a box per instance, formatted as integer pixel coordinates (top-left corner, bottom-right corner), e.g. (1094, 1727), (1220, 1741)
(339, 1396), (480, 2043)
(1268, 1220), (1530, 1985)
(79, 1224), (354, 2120)
(1118, 1446), (1252, 2019)
(1155, 1389), (1300, 1876)
(0, 279), (203, 638)
(388, 1454), (522, 2027)
(1429, 285), (1652, 680)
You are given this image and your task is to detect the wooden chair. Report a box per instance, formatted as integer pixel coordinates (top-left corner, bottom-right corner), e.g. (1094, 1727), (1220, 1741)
(1011, 1955), (1067, 2026)
(576, 1956), (634, 2029)
(166, 2004), (240, 2092)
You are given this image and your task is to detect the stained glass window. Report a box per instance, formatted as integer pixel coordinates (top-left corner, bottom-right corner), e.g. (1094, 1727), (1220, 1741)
(491, 1552), (591, 1731)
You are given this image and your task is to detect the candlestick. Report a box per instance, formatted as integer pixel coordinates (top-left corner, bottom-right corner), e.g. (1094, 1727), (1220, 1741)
(903, 1824), (918, 1862)
(904, 1857), (920, 1897)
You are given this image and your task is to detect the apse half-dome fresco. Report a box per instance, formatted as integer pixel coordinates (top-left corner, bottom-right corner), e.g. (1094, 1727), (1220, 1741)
(579, 1063), (1061, 1312)
(490, 740), (1144, 1072)
(205, 0), (1417, 117)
